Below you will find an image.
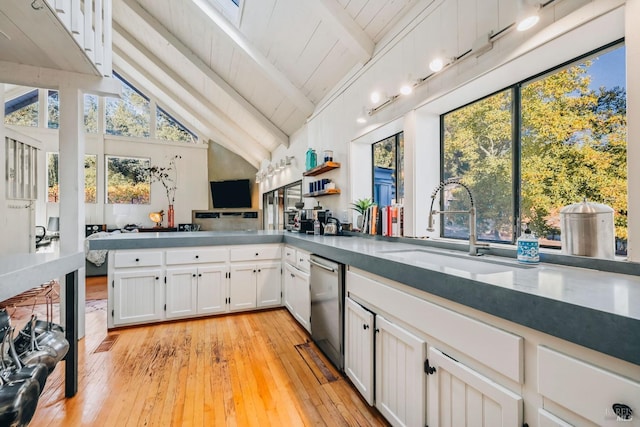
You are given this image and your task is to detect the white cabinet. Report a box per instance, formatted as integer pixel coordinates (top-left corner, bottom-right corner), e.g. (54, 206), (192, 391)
(256, 262), (282, 308)
(345, 297), (426, 427)
(283, 257), (310, 333)
(229, 260), (282, 311)
(165, 264), (228, 318)
(427, 346), (522, 427)
(376, 314), (426, 427)
(112, 268), (164, 326)
(345, 297), (374, 405)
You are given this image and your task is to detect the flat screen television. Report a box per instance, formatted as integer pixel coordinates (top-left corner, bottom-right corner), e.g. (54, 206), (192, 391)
(210, 179), (252, 208)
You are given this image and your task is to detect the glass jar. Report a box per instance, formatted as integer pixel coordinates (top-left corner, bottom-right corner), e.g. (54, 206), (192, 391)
(323, 150), (333, 162)
(305, 148), (317, 170)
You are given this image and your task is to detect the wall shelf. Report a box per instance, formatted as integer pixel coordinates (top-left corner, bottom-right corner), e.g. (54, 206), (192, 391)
(303, 161), (341, 176)
(303, 189), (341, 197)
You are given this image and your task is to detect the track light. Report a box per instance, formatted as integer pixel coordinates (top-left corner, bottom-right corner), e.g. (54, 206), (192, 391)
(400, 84), (413, 96)
(370, 91), (382, 104)
(517, 1), (540, 31)
(429, 58), (444, 72)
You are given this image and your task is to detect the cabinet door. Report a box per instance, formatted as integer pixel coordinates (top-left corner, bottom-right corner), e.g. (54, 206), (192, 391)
(294, 270), (310, 333)
(113, 269), (163, 326)
(256, 262), (282, 308)
(427, 347), (522, 427)
(165, 267), (198, 319)
(229, 264), (257, 311)
(197, 265), (228, 315)
(283, 263), (296, 314)
(345, 297), (374, 406)
(375, 314), (426, 427)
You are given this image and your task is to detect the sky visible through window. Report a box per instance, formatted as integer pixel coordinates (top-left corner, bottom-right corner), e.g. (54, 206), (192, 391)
(589, 46), (625, 90)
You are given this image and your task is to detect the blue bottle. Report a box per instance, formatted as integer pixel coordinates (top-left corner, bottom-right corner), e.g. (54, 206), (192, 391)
(517, 224), (539, 264)
(305, 149), (317, 170)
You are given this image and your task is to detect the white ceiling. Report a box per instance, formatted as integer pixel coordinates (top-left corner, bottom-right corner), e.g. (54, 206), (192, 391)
(107, 0), (424, 167)
(0, 0), (592, 168)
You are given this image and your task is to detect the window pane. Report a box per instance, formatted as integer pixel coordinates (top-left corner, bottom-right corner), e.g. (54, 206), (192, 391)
(396, 132), (405, 202)
(48, 90), (59, 129)
(4, 89), (39, 127)
(156, 107), (197, 143)
(84, 94), (98, 134)
(105, 74), (150, 138)
(106, 156), (150, 204)
(47, 153), (59, 202)
(521, 46), (626, 253)
(85, 155), (97, 203)
(373, 135), (396, 207)
(443, 89), (513, 242)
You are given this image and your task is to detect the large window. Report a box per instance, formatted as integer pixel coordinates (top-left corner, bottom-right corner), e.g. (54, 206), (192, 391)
(156, 107), (197, 143)
(372, 132), (404, 207)
(48, 90), (59, 129)
(106, 156), (150, 204)
(47, 153), (98, 203)
(84, 94), (99, 134)
(442, 43), (627, 253)
(4, 89), (38, 127)
(105, 73), (150, 138)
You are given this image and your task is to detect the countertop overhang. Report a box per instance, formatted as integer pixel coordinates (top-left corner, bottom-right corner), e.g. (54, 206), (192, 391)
(90, 230), (640, 366)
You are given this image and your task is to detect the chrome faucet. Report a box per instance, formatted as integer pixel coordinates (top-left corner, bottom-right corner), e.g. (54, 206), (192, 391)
(427, 178), (490, 256)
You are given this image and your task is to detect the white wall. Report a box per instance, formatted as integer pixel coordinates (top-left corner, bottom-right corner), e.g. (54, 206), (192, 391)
(265, 0), (637, 259)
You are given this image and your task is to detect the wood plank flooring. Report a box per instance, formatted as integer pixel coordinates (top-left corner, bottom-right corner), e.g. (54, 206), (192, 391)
(20, 277), (388, 426)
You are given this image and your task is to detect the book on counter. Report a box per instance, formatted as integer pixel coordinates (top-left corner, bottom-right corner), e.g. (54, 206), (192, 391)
(363, 203), (403, 237)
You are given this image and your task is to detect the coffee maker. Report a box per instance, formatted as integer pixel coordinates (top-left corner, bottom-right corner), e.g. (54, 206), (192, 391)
(294, 209), (315, 233)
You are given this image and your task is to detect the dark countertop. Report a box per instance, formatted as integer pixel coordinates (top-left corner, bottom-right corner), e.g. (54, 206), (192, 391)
(90, 230), (640, 366)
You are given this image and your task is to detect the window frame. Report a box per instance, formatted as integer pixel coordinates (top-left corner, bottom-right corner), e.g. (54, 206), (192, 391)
(439, 39), (626, 249)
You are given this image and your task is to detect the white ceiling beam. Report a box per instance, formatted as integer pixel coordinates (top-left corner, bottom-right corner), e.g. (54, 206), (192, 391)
(309, 0), (375, 64)
(119, 0), (292, 146)
(112, 53), (263, 168)
(188, 0), (315, 116)
(112, 29), (268, 167)
(0, 60), (120, 96)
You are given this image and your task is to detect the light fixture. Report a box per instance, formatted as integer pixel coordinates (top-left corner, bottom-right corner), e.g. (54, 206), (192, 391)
(429, 58), (444, 72)
(285, 156), (294, 166)
(278, 159), (286, 170)
(370, 91), (382, 104)
(356, 117), (367, 124)
(400, 84), (413, 96)
(517, 1), (540, 31)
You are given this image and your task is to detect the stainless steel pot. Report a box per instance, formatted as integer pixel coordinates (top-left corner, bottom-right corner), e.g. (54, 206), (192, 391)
(0, 377), (39, 427)
(560, 199), (615, 259)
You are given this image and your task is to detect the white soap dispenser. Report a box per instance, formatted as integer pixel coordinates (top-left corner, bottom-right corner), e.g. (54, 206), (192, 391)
(517, 223), (540, 264)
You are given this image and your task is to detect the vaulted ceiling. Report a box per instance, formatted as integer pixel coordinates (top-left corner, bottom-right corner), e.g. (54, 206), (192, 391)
(109, 0), (423, 167)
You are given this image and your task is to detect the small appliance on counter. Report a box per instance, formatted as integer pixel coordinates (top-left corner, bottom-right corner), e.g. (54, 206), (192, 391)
(323, 217), (343, 236)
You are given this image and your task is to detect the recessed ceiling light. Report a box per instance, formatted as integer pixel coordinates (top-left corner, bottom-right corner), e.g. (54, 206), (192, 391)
(370, 91), (381, 104)
(400, 85), (413, 96)
(429, 58), (444, 72)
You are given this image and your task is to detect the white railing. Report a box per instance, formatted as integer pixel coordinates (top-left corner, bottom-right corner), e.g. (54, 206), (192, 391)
(46, 0), (112, 77)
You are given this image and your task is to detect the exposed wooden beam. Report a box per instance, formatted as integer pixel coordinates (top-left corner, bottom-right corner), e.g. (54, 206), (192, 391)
(309, 0), (374, 64)
(112, 38), (266, 168)
(188, 0), (315, 116)
(119, 0), (290, 148)
(0, 60), (120, 96)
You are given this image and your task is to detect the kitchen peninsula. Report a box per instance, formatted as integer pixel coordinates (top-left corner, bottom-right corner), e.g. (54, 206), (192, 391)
(91, 230), (640, 426)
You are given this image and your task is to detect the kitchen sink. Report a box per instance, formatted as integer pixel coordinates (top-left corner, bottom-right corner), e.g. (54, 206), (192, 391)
(378, 248), (534, 275)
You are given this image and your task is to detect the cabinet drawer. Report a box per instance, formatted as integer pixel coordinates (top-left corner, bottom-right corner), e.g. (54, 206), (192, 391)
(296, 251), (310, 273)
(166, 248), (228, 265)
(538, 346), (640, 425)
(113, 250), (163, 268)
(284, 246), (296, 265)
(230, 245), (282, 261)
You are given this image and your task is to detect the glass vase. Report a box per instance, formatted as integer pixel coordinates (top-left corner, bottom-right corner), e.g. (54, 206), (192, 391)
(167, 204), (175, 228)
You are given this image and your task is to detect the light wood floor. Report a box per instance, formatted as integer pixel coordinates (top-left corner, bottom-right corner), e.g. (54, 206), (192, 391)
(18, 277), (388, 426)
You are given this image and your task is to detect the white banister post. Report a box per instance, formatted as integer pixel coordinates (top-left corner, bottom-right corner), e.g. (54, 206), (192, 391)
(84, 0), (94, 53)
(94, 0), (104, 68)
(102, 0), (112, 76)
(58, 83), (86, 339)
(70, 0), (81, 35)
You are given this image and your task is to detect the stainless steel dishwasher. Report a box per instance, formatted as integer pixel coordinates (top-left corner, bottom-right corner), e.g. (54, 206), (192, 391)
(309, 255), (345, 371)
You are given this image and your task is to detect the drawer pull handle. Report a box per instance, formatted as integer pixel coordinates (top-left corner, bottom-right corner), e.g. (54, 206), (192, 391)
(612, 404), (633, 420)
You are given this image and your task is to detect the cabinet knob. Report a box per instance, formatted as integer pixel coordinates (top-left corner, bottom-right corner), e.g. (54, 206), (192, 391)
(253, 269), (256, 273)
(155, 276), (159, 280)
(135, 258), (140, 262)
(258, 269), (261, 273)
(198, 273), (202, 277)
(363, 324), (369, 330)
(195, 255), (199, 259)
(291, 273), (295, 278)
(193, 274), (196, 277)
(255, 253), (259, 256)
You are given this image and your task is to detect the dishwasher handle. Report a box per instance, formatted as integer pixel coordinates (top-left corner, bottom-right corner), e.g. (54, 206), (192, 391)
(309, 259), (336, 273)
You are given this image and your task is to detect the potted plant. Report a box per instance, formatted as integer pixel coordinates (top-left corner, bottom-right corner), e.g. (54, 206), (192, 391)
(350, 197), (374, 230)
